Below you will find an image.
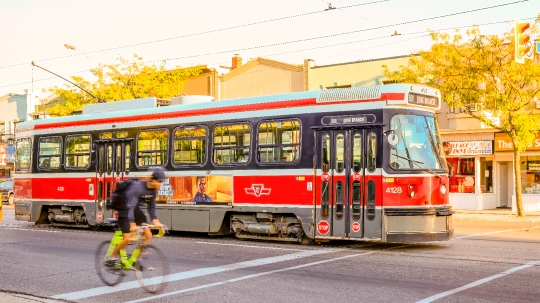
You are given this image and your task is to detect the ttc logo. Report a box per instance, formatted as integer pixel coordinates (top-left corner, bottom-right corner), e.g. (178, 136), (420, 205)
(245, 184), (271, 197)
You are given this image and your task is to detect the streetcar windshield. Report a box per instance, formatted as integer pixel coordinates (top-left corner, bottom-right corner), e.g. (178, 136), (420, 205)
(389, 115), (443, 170)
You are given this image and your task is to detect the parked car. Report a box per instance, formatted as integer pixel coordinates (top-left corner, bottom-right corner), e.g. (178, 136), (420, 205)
(0, 179), (14, 206)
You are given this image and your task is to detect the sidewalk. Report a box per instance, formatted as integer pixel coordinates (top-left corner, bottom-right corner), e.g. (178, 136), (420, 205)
(452, 208), (540, 222)
(0, 292), (62, 303)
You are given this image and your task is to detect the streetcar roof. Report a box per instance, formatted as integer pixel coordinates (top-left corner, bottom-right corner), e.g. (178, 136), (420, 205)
(15, 84), (440, 134)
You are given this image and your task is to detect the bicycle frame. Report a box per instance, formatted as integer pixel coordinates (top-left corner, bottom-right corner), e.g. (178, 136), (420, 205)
(105, 230), (142, 269)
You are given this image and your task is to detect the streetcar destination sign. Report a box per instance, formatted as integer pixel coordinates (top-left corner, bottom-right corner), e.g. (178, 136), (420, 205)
(322, 114), (376, 125)
(408, 92), (439, 108)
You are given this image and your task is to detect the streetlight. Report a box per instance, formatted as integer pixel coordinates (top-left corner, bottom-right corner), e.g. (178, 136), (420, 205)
(64, 43), (97, 67)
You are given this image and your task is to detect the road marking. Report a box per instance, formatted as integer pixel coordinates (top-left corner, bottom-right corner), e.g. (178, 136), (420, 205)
(125, 252), (374, 303)
(52, 249), (335, 300)
(416, 259), (540, 303)
(2, 227), (60, 233)
(456, 226), (540, 239)
(196, 241), (307, 251)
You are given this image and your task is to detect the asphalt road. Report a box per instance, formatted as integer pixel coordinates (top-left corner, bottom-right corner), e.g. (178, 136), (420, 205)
(1, 206), (539, 303)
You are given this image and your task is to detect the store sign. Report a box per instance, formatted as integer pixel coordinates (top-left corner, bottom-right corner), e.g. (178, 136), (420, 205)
(443, 141), (493, 156)
(0, 143), (14, 165)
(527, 161), (540, 172)
(494, 133), (540, 151)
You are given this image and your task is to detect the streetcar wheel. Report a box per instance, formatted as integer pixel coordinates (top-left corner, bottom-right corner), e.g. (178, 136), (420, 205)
(90, 224), (102, 231)
(299, 235), (315, 245)
(95, 240), (124, 286)
(8, 194), (14, 206)
(135, 245), (169, 294)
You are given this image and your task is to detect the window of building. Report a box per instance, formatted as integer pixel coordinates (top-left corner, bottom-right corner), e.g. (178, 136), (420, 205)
(213, 123), (250, 164)
(15, 138), (31, 171)
(137, 129), (169, 167)
(38, 137), (62, 170)
(480, 157), (493, 193)
(447, 157), (475, 193)
(257, 120), (300, 163)
(173, 126), (206, 165)
(520, 155), (540, 194)
(65, 135), (91, 169)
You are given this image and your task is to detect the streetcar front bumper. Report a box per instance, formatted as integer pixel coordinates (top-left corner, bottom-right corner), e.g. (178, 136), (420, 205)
(384, 205), (454, 243)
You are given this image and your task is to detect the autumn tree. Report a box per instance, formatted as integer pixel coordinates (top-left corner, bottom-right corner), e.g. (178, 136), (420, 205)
(382, 19), (540, 216)
(46, 55), (202, 116)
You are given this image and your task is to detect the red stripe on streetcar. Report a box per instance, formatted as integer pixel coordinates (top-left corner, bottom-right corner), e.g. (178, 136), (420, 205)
(33, 93), (404, 130)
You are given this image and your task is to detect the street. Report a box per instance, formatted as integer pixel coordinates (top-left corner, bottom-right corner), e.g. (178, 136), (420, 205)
(1, 206), (539, 303)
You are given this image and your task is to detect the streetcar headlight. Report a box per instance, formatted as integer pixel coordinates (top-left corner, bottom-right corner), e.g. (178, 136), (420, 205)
(440, 185), (447, 195)
(408, 185), (416, 198)
(409, 191), (416, 198)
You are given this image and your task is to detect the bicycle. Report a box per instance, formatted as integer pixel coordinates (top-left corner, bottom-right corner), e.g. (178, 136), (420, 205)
(95, 218), (169, 293)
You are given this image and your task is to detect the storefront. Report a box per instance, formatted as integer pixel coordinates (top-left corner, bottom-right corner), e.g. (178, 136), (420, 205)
(494, 133), (540, 212)
(0, 141), (15, 180)
(442, 139), (497, 210)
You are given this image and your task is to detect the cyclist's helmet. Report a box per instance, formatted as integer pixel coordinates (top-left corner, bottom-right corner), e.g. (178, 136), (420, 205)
(149, 167), (166, 182)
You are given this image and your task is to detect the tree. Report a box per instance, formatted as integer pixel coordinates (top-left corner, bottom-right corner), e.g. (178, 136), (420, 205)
(382, 19), (540, 216)
(45, 55), (202, 116)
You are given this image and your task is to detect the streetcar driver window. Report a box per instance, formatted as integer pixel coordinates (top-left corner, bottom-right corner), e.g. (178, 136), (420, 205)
(15, 138), (31, 172)
(65, 135), (91, 169)
(38, 137), (62, 170)
(213, 123), (250, 164)
(136, 129), (169, 167)
(257, 120), (300, 163)
(173, 127), (206, 165)
(389, 115), (444, 170)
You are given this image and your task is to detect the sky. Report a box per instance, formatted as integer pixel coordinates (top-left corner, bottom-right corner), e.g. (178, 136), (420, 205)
(0, 0), (538, 99)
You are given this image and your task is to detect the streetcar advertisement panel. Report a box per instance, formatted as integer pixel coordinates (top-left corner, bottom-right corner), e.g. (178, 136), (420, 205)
(145, 176), (233, 206)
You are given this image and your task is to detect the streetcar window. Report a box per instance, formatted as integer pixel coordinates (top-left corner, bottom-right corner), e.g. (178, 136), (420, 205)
(213, 123), (250, 164)
(38, 137), (62, 170)
(65, 135), (91, 169)
(367, 180), (376, 220)
(353, 133), (362, 173)
(125, 144), (130, 174)
(352, 180), (361, 220)
(173, 127), (206, 165)
(335, 180), (344, 220)
(136, 129), (169, 167)
(322, 134), (330, 172)
(116, 145), (122, 173)
(100, 132), (113, 139)
(107, 145), (113, 175)
(336, 133), (345, 173)
(257, 120), (300, 163)
(15, 138), (31, 172)
(321, 180), (329, 219)
(116, 131), (128, 138)
(367, 132), (376, 173)
(98, 145), (105, 175)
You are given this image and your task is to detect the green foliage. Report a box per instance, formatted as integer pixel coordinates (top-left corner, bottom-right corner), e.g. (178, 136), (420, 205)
(45, 55), (202, 116)
(383, 18), (540, 216)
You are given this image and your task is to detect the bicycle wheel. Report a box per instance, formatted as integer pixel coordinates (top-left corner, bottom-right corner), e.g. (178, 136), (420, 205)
(134, 244), (169, 293)
(95, 240), (124, 286)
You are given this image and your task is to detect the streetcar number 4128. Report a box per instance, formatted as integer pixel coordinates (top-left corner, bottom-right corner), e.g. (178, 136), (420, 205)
(386, 187), (402, 193)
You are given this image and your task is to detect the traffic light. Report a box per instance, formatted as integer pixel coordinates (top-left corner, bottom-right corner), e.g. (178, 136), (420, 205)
(514, 21), (531, 64)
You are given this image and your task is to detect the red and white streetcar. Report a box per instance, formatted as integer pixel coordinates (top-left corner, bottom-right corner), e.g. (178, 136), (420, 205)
(14, 83), (453, 243)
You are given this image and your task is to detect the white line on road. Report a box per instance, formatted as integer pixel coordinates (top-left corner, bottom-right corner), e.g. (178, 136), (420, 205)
(196, 241), (308, 251)
(456, 226), (540, 239)
(52, 249), (335, 301)
(416, 259), (540, 303)
(125, 252), (374, 303)
(2, 227), (60, 233)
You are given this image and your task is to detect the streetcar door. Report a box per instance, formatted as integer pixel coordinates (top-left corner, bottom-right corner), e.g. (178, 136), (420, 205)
(314, 128), (381, 239)
(94, 139), (132, 223)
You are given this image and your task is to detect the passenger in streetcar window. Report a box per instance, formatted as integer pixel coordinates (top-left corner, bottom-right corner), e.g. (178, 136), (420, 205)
(40, 158), (50, 169)
(193, 176), (212, 202)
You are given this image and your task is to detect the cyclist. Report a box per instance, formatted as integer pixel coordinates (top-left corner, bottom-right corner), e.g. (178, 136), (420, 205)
(108, 167), (165, 264)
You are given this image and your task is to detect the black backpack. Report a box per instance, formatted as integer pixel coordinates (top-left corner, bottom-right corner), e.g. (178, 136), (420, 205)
(107, 178), (138, 211)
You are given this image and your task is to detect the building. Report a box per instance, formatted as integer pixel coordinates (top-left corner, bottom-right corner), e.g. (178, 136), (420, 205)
(180, 54), (303, 100)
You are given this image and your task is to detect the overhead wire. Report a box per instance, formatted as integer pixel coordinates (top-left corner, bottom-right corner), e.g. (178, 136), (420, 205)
(0, 0), (390, 70)
(2, 15), (533, 90)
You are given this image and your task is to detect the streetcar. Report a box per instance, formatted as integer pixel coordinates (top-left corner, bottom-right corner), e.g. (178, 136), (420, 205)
(13, 83), (453, 243)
